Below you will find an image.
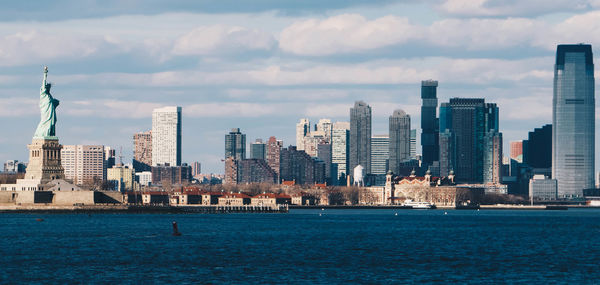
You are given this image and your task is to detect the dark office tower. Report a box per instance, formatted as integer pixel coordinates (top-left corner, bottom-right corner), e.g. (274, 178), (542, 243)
(421, 80), (439, 165)
(250, 139), (266, 160)
(439, 98), (499, 183)
(225, 128), (246, 161)
(553, 44), (595, 198)
(350, 101), (372, 174)
(317, 143), (333, 185)
(524, 124), (552, 169)
(438, 130), (454, 177)
(280, 146), (316, 185)
(389, 109), (411, 175)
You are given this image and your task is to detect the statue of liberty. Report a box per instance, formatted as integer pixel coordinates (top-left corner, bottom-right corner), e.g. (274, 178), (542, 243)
(34, 66), (59, 139)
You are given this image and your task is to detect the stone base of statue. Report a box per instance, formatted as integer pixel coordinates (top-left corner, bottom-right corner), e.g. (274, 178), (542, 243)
(24, 137), (65, 184)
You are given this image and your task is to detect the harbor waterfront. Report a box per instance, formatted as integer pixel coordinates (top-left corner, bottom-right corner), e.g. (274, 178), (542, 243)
(1, 209), (599, 283)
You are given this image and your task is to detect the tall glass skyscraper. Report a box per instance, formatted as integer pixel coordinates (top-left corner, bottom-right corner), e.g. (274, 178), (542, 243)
(421, 80), (439, 166)
(225, 128), (246, 161)
(439, 98), (499, 183)
(350, 101), (372, 174)
(250, 139), (266, 160)
(553, 44), (595, 198)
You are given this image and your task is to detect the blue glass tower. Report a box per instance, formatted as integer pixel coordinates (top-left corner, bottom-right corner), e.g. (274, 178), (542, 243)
(552, 44), (595, 198)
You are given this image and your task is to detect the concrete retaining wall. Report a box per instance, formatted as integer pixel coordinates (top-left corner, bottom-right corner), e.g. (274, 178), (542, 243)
(53, 191), (95, 205)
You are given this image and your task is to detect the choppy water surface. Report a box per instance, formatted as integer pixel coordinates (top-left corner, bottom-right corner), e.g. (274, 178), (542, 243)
(1, 209), (599, 284)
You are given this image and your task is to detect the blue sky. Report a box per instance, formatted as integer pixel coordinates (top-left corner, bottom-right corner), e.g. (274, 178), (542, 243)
(1, 0), (600, 173)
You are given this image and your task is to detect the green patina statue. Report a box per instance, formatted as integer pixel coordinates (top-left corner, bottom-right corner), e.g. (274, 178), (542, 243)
(34, 66), (60, 139)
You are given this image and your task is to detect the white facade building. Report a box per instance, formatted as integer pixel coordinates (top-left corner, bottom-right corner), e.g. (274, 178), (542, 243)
(529, 175), (558, 201)
(332, 122), (350, 184)
(152, 106), (182, 166)
(136, 171), (153, 186)
(61, 145), (105, 185)
(296, 118), (310, 151)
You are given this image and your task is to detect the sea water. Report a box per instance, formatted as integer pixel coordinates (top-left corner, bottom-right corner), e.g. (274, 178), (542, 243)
(1, 209), (599, 284)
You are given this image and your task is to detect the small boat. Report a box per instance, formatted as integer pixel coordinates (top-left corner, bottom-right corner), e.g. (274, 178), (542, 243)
(403, 200), (436, 209)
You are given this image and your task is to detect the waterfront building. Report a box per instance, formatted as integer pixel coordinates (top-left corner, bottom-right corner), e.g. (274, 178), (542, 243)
(225, 128), (246, 161)
(151, 106), (182, 166)
(370, 135), (389, 175)
(251, 193), (292, 206)
(266, 136), (283, 182)
(510, 141), (523, 163)
(296, 118), (310, 150)
(3, 160), (26, 173)
(410, 129), (417, 159)
(107, 165), (135, 191)
(250, 139), (266, 160)
(136, 171), (152, 186)
(529, 175), (558, 201)
(350, 101), (372, 174)
(218, 192), (251, 206)
(524, 124), (552, 169)
(332, 122), (350, 184)
(61, 145), (105, 185)
(553, 44), (595, 198)
(358, 171), (484, 207)
(151, 164), (191, 186)
(421, 80), (439, 166)
(389, 110), (411, 175)
(133, 130), (152, 172)
(191, 162), (201, 177)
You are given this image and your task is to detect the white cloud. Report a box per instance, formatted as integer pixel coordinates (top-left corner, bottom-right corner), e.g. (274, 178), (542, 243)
(428, 18), (541, 50)
(0, 30), (113, 66)
(52, 56), (552, 88)
(279, 14), (422, 56)
(64, 100), (163, 118)
(437, 0), (592, 17)
(172, 25), (275, 55)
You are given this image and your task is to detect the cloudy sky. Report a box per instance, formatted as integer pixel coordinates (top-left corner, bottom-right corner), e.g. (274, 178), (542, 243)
(2, 0), (600, 173)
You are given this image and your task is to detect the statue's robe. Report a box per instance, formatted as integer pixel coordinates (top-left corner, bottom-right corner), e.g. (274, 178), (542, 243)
(34, 88), (59, 138)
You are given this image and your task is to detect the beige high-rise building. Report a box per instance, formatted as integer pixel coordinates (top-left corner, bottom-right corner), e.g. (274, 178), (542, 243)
(107, 165), (135, 191)
(133, 130), (152, 171)
(61, 145), (105, 185)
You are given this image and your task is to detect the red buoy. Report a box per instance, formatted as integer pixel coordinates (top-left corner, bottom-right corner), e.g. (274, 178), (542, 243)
(172, 221), (182, 236)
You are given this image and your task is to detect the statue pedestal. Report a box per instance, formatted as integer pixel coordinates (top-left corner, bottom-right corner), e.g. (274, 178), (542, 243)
(24, 137), (65, 184)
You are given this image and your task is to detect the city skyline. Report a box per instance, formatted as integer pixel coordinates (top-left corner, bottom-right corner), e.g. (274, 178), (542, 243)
(3, 1), (600, 173)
